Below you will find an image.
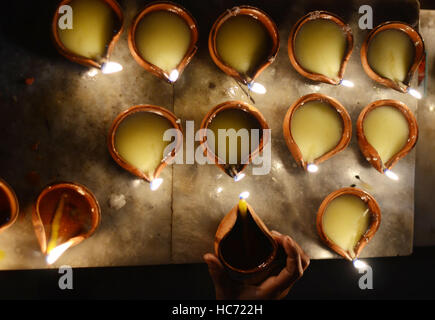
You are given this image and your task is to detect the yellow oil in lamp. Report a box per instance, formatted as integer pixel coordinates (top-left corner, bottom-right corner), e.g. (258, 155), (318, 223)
(209, 6), (279, 90)
(357, 99), (418, 177)
(317, 187), (381, 261)
(288, 11), (354, 85)
(108, 105), (183, 190)
(361, 22), (425, 95)
(128, 2), (199, 83)
(283, 93), (352, 172)
(199, 101), (269, 180)
(52, 0), (124, 72)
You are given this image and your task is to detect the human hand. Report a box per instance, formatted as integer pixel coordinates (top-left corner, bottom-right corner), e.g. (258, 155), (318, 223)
(204, 231), (310, 300)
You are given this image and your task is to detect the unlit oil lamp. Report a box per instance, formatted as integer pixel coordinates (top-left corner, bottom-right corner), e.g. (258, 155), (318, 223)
(199, 101), (269, 180)
(283, 93), (352, 172)
(361, 22), (425, 97)
(0, 178), (19, 234)
(288, 11), (354, 86)
(32, 182), (101, 265)
(209, 6), (279, 93)
(215, 192), (281, 284)
(356, 99), (418, 179)
(108, 105), (183, 190)
(317, 187), (381, 261)
(128, 2), (199, 83)
(52, 0), (124, 73)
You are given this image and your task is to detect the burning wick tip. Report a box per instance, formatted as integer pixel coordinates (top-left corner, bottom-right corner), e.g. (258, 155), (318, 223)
(239, 191), (250, 200)
(234, 173), (246, 182)
(150, 178), (164, 191)
(340, 79), (354, 88)
(407, 88), (422, 100)
(101, 61), (123, 74)
(307, 163), (319, 173)
(169, 70), (179, 83)
(248, 82), (267, 94)
(384, 169), (399, 181)
(353, 259), (367, 269)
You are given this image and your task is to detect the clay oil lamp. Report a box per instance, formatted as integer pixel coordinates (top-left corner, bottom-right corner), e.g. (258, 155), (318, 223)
(108, 105), (183, 190)
(32, 182), (101, 265)
(361, 22), (425, 97)
(288, 11), (354, 86)
(128, 2), (199, 83)
(316, 187), (381, 261)
(356, 100), (418, 179)
(208, 6), (279, 93)
(199, 101), (269, 181)
(52, 0), (124, 73)
(215, 192), (280, 284)
(283, 93), (352, 172)
(0, 178), (19, 234)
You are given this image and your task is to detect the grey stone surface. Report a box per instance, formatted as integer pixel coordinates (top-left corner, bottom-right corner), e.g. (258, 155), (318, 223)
(414, 10), (435, 246)
(0, 0), (426, 269)
(0, 1), (175, 269)
(172, 1), (420, 263)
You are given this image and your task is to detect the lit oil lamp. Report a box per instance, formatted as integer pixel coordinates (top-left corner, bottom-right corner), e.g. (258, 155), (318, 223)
(361, 22), (425, 95)
(128, 2), (199, 83)
(0, 179), (19, 234)
(316, 187), (381, 261)
(209, 6), (279, 87)
(52, 0), (124, 72)
(356, 99), (418, 177)
(214, 192), (280, 284)
(199, 101), (269, 180)
(108, 105), (183, 189)
(283, 93), (352, 172)
(32, 182), (101, 265)
(288, 11), (354, 85)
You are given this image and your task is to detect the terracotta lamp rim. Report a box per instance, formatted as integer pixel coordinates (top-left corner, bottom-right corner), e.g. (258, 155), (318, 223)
(208, 5), (280, 85)
(0, 178), (19, 233)
(316, 187), (381, 261)
(51, 0), (124, 69)
(199, 100), (270, 178)
(108, 105), (183, 182)
(360, 21), (425, 93)
(356, 99), (418, 173)
(128, 1), (199, 83)
(215, 203), (278, 276)
(288, 10), (354, 85)
(283, 93), (352, 171)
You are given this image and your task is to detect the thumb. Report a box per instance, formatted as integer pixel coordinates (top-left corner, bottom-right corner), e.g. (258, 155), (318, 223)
(204, 253), (226, 282)
(204, 253), (232, 299)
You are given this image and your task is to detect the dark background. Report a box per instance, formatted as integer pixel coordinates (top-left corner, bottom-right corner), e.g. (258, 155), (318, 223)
(0, 0), (434, 300)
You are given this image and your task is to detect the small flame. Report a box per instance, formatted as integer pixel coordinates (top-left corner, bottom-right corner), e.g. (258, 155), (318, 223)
(340, 79), (354, 88)
(307, 163), (319, 173)
(353, 259), (367, 269)
(248, 82), (267, 94)
(408, 88), (422, 100)
(87, 68), (99, 77)
(384, 169), (399, 181)
(169, 70), (179, 83)
(46, 241), (74, 265)
(150, 178), (164, 191)
(216, 187), (223, 193)
(234, 173), (246, 182)
(101, 62), (123, 74)
(239, 191), (250, 200)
